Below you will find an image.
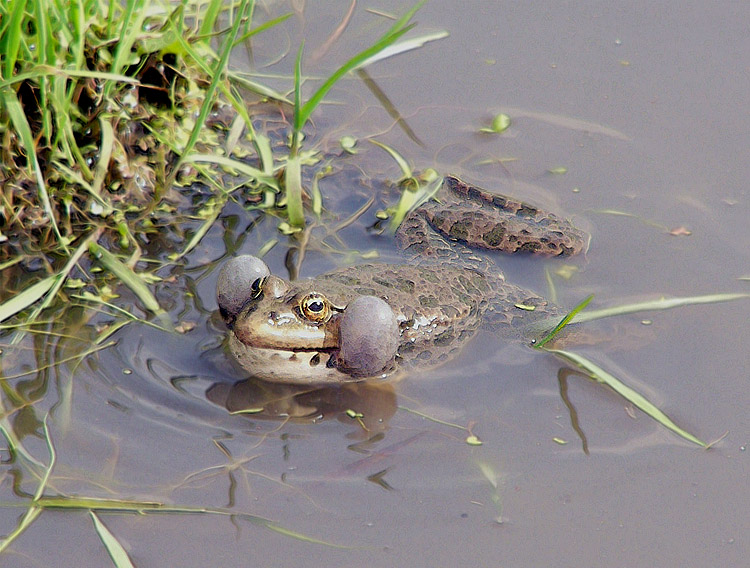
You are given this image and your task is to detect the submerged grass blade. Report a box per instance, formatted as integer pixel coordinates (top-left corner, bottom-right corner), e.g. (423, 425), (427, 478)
(88, 243), (172, 330)
(90, 512), (135, 568)
(30, 496), (350, 548)
(0, 414), (56, 554)
(545, 348), (707, 447)
(285, 154), (305, 227)
(0, 275), (59, 324)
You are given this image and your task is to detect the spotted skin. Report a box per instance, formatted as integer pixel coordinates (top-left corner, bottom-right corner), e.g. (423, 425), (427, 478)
(223, 176), (586, 383)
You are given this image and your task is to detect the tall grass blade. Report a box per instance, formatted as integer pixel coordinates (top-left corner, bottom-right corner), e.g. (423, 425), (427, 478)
(287, 41), (306, 226)
(1, 90), (66, 250)
(169, 0), (253, 182)
(1, 0), (26, 80)
(296, 0), (426, 129)
(90, 512), (135, 568)
(545, 348), (707, 447)
(291, 41), (305, 150)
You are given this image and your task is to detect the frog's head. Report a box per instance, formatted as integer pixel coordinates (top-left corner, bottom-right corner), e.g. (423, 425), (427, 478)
(217, 256), (399, 384)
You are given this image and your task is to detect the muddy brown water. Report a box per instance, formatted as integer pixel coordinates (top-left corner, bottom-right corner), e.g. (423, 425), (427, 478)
(1, 2), (748, 567)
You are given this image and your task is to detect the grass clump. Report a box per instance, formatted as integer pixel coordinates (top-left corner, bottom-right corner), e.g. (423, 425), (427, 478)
(0, 0), (434, 329)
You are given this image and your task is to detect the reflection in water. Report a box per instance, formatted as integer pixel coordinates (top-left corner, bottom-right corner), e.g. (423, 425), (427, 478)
(205, 377), (398, 433)
(557, 367), (590, 455)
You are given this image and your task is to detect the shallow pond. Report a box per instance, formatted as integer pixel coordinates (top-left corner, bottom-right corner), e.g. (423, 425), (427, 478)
(2, 1), (749, 566)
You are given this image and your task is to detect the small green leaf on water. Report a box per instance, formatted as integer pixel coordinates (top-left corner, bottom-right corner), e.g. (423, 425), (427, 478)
(466, 435), (483, 446)
(552, 437), (568, 445)
(375, 210), (390, 220)
(479, 113), (511, 134)
(548, 166), (568, 175)
(340, 135), (358, 154)
(514, 303), (536, 311)
(345, 409), (363, 419)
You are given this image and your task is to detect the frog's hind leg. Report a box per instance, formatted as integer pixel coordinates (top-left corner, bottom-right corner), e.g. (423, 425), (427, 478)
(420, 176), (587, 257)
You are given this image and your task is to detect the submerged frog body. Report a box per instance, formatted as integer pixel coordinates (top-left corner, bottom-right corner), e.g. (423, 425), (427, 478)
(217, 176), (587, 384)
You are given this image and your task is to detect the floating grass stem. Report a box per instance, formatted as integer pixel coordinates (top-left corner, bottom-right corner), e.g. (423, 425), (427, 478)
(544, 348), (707, 447)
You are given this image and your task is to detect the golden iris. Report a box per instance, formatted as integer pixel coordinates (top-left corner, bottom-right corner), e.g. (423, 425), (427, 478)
(300, 293), (330, 322)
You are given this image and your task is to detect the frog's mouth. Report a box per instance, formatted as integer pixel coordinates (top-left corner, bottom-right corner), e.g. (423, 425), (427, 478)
(227, 335), (357, 384)
(232, 315), (340, 353)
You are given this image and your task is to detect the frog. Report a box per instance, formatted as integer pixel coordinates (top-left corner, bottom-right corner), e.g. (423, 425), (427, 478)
(217, 175), (587, 384)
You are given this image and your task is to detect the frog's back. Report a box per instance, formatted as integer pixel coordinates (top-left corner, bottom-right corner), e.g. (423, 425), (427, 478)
(317, 262), (554, 371)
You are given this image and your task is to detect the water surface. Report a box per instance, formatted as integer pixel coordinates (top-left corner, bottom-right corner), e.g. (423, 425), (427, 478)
(2, 2), (748, 566)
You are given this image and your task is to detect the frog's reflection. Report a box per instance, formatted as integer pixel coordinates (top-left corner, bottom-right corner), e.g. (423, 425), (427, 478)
(206, 378), (397, 432)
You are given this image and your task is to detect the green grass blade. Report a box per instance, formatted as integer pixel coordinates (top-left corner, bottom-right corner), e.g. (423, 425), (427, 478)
(88, 243), (172, 330)
(171, 0), (253, 183)
(1, 0), (26, 80)
(534, 294), (593, 349)
(1, 90), (67, 250)
(90, 512), (135, 568)
(291, 41), (304, 150)
(285, 154), (305, 227)
(0, 504), (41, 554)
(296, 0), (425, 129)
(388, 173), (442, 233)
(545, 348), (707, 447)
(234, 12), (292, 45)
(198, 0), (224, 40)
(568, 293), (750, 325)
(184, 153), (276, 185)
(0, 275), (59, 324)
(369, 139), (413, 180)
(358, 30), (449, 67)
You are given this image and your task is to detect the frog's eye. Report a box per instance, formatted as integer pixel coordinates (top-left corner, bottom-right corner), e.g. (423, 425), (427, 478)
(300, 293), (331, 322)
(250, 276), (267, 299)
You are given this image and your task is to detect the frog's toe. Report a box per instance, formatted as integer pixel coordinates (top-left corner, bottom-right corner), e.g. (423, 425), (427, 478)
(217, 255), (271, 324)
(337, 296), (399, 378)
